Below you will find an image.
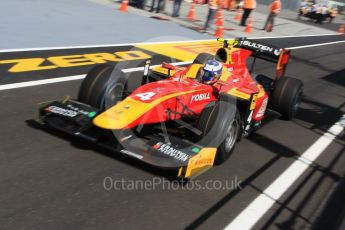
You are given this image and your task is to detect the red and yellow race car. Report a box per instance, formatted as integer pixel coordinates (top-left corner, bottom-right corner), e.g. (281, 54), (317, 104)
(36, 38), (303, 179)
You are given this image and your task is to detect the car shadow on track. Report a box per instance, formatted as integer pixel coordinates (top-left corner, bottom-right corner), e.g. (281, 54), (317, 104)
(290, 54), (341, 74)
(296, 98), (345, 136)
(251, 95), (344, 229)
(262, 145), (344, 230)
(322, 68), (345, 88)
(184, 73), (345, 228)
(25, 120), (180, 181)
(184, 132), (301, 229)
(294, 68), (345, 136)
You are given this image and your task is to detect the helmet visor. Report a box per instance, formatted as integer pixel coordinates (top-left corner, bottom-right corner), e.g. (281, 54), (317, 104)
(202, 70), (217, 82)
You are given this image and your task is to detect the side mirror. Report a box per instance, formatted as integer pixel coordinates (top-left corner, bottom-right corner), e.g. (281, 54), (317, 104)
(141, 59), (151, 85)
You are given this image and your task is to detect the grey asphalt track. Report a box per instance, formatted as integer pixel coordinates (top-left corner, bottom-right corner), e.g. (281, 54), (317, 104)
(0, 38), (344, 230)
(1, 0), (345, 229)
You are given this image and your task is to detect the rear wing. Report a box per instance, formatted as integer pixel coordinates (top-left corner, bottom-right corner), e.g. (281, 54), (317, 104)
(217, 37), (291, 79)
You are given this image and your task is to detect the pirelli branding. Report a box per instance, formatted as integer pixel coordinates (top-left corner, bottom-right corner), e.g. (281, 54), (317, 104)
(0, 50), (151, 73)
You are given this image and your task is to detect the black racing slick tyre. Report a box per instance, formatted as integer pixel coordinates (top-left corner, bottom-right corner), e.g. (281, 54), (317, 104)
(78, 64), (127, 110)
(196, 98), (240, 165)
(270, 77), (303, 120)
(193, 53), (214, 65)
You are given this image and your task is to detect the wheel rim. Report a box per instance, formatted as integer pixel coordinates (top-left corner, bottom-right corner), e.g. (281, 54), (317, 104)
(102, 83), (124, 109)
(108, 84), (123, 104)
(224, 120), (238, 153)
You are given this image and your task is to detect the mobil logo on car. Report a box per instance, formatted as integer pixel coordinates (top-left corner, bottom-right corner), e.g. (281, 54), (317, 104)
(191, 92), (211, 102)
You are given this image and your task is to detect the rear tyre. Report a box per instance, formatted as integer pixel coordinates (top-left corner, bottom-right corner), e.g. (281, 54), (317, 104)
(270, 77), (303, 120)
(78, 64), (127, 110)
(193, 53), (214, 65)
(196, 98), (240, 165)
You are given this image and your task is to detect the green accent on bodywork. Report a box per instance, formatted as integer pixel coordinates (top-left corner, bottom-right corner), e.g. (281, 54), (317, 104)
(192, 147), (200, 153)
(88, 111), (97, 118)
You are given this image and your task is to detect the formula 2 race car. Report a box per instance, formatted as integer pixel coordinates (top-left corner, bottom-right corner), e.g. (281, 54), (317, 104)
(35, 38), (303, 179)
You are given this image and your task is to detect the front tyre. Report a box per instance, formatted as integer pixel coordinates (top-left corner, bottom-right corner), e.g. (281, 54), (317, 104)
(218, 117), (240, 163)
(196, 99), (240, 164)
(78, 64), (127, 110)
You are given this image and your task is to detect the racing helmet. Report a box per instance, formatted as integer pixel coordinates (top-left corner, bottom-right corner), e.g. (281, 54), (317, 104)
(202, 60), (223, 85)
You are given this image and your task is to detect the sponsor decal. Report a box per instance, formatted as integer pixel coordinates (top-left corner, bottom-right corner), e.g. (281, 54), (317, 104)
(0, 50), (151, 73)
(255, 98), (268, 118)
(238, 40), (281, 56)
(193, 158), (213, 166)
(184, 148), (216, 177)
(191, 93), (210, 102)
(66, 104), (90, 115)
(45, 106), (78, 118)
(153, 142), (191, 162)
(274, 49), (281, 56)
(45, 104), (97, 118)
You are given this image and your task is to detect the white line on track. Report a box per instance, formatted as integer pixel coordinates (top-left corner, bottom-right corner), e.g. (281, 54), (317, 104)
(224, 114), (345, 230)
(287, 40), (345, 49)
(1, 37), (344, 91)
(121, 61), (191, 73)
(0, 75), (86, 91)
(0, 61), (192, 91)
(0, 34), (339, 53)
(248, 33), (339, 39)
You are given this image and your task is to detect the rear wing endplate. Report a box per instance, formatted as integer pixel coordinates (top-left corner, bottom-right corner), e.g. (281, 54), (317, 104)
(218, 37), (291, 79)
(235, 37), (291, 79)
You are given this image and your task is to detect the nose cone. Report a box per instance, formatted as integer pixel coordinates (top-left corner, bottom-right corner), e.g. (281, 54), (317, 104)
(93, 98), (149, 130)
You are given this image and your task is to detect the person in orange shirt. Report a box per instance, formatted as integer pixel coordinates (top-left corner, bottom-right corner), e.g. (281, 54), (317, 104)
(228, 0), (235, 11)
(201, 0), (220, 32)
(262, 0), (281, 31)
(240, 0), (257, 26)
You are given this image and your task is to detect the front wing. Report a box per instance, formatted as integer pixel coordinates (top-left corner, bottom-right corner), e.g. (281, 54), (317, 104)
(35, 99), (217, 179)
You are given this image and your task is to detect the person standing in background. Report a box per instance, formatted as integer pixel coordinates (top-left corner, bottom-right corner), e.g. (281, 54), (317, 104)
(149, 0), (164, 13)
(262, 0), (281, 31)
(240, 0), (256, 26)
(172, 0), (182, 17)
(201, 0), (219, 32)
(137, 0), (144, 9)
(228, 0), (235, 11)
(329, 7), (337, 23)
